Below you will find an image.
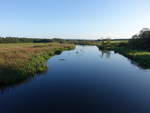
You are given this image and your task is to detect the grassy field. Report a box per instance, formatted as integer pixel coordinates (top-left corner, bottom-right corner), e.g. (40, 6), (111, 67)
(0, 43), (75, 87)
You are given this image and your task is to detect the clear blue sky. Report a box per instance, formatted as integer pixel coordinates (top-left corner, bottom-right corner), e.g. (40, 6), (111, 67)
(0, 0), (150, 39)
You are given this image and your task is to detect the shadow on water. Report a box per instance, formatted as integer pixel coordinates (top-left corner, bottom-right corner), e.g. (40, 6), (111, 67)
(127, 59), (147, 70)
(0, 68), (48, 92)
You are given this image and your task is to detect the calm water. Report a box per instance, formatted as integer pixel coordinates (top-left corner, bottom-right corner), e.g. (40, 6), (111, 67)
(1, 45), (150, 113)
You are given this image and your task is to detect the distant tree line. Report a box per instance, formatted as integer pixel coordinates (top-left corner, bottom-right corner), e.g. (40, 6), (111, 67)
(0, 36), (129, 45)
(0, 37), (53, 43)
(0, 37), (100, 44)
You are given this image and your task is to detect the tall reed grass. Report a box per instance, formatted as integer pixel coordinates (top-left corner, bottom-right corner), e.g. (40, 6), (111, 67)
(0, 43), (75, 87)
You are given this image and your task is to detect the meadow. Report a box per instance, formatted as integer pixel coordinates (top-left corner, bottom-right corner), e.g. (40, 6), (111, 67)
(0, 43), (75, 87)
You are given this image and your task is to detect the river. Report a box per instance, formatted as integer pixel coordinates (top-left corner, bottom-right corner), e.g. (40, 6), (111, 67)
(1, 45), (150, 113)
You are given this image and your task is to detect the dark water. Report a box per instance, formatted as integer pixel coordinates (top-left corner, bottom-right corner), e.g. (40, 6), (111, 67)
(1, 45), (150, 113)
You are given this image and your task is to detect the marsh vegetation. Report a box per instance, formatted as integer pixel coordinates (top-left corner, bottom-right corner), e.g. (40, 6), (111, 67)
(0, 43), (74, 87)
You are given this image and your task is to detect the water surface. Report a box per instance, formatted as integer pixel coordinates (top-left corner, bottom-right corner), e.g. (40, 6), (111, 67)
(1, 45), (150, 113)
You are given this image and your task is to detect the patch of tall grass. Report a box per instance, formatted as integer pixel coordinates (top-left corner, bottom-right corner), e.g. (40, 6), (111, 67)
(0, 43), (75, 87)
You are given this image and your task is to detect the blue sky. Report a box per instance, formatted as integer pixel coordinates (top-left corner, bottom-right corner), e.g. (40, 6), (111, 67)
(0, 0), (150, 39)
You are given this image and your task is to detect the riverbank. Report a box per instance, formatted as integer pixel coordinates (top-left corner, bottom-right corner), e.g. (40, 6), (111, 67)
(0, 43), (75, 87)
(98, 44), (150, 69)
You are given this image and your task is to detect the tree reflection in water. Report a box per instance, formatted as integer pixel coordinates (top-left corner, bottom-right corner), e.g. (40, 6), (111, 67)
(100, 50), (111, 59)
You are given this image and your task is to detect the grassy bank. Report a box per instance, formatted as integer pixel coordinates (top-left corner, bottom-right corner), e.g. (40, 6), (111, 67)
(113, 47), (150, 69)
(98, 42), (150, 69)
(0, 43), (75, 87)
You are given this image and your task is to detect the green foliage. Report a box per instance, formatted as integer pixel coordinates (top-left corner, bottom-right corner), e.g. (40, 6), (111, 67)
(98, 39), (128, 50)
(128, 28), (150, 50)
(0, 37), (43, 43)
(0, 37), (66, 43)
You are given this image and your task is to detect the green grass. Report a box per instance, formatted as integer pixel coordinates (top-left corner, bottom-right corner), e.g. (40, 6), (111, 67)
(0, 43), (75, 88)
